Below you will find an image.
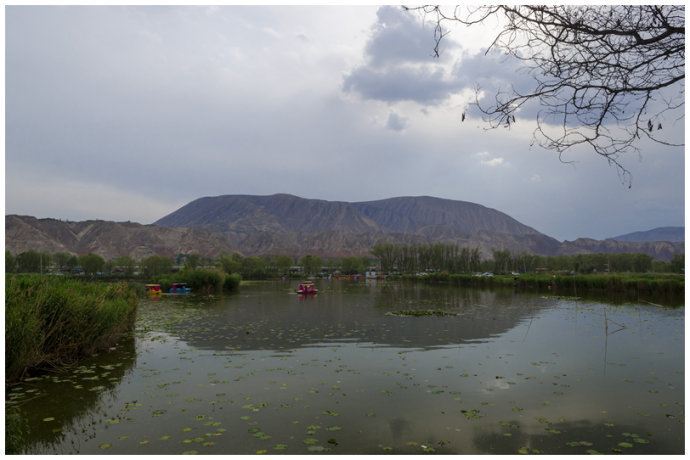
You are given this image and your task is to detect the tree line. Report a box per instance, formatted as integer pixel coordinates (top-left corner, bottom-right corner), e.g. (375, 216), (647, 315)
(489, 250), (684, 274)
(5, 250), (375, 279)
(371, 243), (683, 274)
(371, 243), (482, 274)
(6, 246), (683, 278)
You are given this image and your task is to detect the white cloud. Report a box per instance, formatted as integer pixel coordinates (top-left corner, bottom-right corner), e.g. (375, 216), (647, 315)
(480, 157), (506, 167)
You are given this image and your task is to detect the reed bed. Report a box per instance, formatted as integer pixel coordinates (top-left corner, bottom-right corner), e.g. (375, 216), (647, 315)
(5, 275), (138, 383)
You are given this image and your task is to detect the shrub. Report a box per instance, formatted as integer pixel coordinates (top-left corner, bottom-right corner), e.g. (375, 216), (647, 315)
(223, 273), (242, 291)
(154, 269), (240, 294)
(182, 269), (224, 294)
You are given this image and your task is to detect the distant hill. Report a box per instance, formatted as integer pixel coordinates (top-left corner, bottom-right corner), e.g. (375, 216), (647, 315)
(609, 226), (684, 243)
(5, 215), (236, 260)
(6, 194), (685, 261)
(154, 194), (561, 257)
(557, 238), (683, 261)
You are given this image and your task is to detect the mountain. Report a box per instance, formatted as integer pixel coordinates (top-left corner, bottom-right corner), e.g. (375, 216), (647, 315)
(6, 194), (685, 261)
(609, 226), (684, 243)
(153, 194), (561, 256)
(5, 215), (236, 260)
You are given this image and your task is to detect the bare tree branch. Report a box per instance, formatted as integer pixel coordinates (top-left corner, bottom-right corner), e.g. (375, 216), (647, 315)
(405, 5), (685, 186)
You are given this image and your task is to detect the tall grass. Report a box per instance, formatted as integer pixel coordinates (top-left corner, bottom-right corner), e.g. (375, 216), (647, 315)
(6, 406), (28, 454)
(5, 275), (138, 383)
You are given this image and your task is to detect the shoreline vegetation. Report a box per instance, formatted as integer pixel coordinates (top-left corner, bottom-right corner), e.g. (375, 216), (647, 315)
(5, 244), (684, 307)
(393, 272), (684, 306)
(154, 269), (242, 295)
(5, 275), (138, 384)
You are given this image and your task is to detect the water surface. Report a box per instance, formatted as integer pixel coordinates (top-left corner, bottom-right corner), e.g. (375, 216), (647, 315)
(7, 281), (684, 454)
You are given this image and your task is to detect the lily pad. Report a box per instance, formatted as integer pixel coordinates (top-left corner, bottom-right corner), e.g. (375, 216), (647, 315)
(461, 409), (482, 420)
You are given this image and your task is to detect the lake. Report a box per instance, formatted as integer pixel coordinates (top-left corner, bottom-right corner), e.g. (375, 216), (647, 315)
(6, 280), (684, 454)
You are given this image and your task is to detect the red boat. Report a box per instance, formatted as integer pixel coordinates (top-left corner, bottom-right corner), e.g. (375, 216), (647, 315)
(296, 281), (318, 295)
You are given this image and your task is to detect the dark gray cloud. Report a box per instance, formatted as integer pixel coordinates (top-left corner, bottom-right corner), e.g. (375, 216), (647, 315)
(452, 49), (541, 118)
(343, 65), (461, 104)
(343, 8), (540, 113)
(343, 5), (463, 104)
(386, 112), (407, 131)
(453, 50), (532, 90)
(365, 6), (451, 66)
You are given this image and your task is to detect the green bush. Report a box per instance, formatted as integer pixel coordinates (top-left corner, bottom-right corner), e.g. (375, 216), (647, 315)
(223, 273), (242, 291)
(182, 269), (224, 294)
(5, 275), (138, 383)
(154, 269), (239, 295)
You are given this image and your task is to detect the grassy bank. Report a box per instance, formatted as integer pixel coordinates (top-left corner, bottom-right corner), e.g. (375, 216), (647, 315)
(398, 272), (685, 301)
(155, 269), (241, 295)
(5, 275), (138, 383)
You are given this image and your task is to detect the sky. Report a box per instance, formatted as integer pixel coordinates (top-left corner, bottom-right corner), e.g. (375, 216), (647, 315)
(5, 5), (685, 241)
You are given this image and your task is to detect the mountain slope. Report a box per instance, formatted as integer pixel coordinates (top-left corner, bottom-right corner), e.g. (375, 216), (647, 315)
(154, 194), (561, 256)
(5, 215), (237, 260)
(609, 226), (684, 243)
(558, 238), (684, 261)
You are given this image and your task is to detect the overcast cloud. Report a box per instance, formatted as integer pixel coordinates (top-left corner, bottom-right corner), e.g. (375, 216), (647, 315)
(5, 6), (685, 241)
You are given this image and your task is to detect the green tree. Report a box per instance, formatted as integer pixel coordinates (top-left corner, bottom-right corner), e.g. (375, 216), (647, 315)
(79, 253), (105, 275)
(240, 256), (269, 279)
(492, 250), (512, 274)
(184, 253), (201, 270)
(15, 250), (49, 273)
(340, 256), (366, 275)
(112, 256), (136, 276)
(670, 254), (684, 273)
(141, 255), (174, 277)
(6, 250), (15, 273)
(275, 255), (293, 276)
(371, 243), (398, 273)
(66, 255), (79, 272)
(52, 252), (72, 272)
(300, 255), (322, 276)
(218, 253), (243, 274)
